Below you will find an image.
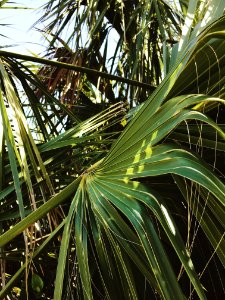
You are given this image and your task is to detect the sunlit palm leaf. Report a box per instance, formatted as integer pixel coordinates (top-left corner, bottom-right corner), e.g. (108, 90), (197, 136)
(1, 1), (225, 299)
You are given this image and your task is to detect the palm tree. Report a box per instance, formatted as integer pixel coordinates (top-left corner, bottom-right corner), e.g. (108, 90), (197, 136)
(0, 0), (225, 299)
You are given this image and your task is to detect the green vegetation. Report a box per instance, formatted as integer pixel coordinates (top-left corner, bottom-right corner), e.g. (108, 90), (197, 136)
(0, 0), (225, 299)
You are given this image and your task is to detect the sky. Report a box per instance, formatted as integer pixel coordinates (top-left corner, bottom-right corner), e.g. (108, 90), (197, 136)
(0, 0), (120, 73)
(0, 0), (47, 54)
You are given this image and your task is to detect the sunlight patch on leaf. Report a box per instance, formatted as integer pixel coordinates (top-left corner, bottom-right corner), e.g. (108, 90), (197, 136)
(133, 152), (141, 164)
(161, 204), (176, 235)
(121, 118), (127, 127)
(145, 145), (152, 159)
(150, 130), (158, 143)
(132, 181), (140, 189)
(188, 258), (194, 270)
(134, 209), (142, 220)
(123, 177), (129, 184)
(126, 167), (134, 175)
(138, 165), (145, 173)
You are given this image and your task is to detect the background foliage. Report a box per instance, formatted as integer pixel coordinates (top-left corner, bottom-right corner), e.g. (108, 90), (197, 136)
(0, 0), (225, 299)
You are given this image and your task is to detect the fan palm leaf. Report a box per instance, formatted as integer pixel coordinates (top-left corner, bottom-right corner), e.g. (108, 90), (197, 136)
(1, 0), (225, 299)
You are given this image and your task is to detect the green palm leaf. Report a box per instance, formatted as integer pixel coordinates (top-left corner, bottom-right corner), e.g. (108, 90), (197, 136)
(1, 1), (225, 299)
